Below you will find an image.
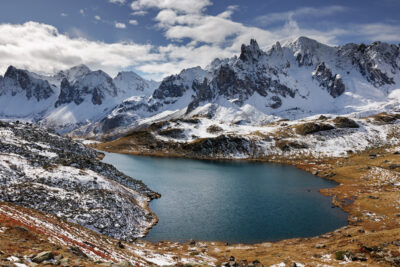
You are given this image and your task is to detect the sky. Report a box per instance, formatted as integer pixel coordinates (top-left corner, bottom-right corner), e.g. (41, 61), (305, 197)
(0, 0), (399, 80)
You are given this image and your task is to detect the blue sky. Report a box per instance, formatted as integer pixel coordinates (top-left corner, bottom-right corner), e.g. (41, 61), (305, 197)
(0, 0), (399, 80)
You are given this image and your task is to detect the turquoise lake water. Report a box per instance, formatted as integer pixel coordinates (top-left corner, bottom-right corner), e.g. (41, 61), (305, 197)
(103, 153), (347, 244)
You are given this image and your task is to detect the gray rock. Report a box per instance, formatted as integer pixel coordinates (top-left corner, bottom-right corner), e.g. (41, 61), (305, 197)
(32, 251), (53, 263)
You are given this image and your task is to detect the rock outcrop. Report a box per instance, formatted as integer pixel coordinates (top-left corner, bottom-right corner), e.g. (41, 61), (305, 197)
(0, 121), (160, 241)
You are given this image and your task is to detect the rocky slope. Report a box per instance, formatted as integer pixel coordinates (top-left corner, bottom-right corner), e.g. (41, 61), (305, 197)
(94, 112), (400, 161)
(3, 130), (400, 267)
(0, 121), (160, 242)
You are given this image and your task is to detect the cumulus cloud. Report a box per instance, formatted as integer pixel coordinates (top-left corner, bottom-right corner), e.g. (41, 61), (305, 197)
(129, 19), (139, 25)
(0, 3), (399, 82)
(95, 15), (101, 20)
(60, 13), (68, 17)
(115, 22), (127, 29)
(131, 0), (212, 14)
(0, 22), (161, 77)
(151, 5), (344, 49)
(131, 10), (148, 16)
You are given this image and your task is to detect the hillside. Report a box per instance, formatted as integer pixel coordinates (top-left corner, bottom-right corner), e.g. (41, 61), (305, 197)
(0, 121), (160, 242)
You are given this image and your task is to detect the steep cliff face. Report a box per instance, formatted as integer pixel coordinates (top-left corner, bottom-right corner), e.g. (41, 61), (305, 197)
(313, 62), (345, 98)
(55, 70), (119, 106)
(0, 66), (55, 101)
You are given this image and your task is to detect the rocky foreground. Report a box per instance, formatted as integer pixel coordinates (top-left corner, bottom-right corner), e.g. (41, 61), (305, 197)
(0, 121), (160, 242)
(1, 127), (400, 266)
(1, 116), (400, 266)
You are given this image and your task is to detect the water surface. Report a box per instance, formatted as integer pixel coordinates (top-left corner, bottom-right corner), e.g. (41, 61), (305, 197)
(103, 153), (347, 244)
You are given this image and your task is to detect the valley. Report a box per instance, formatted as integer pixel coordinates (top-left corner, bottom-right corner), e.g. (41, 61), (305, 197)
(0, 35), (400, 266)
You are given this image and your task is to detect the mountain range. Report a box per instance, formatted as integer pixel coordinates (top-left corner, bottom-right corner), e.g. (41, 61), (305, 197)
(0, 36), (399, 138)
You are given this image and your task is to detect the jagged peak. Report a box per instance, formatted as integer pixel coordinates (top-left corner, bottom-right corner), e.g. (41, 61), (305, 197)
(286, 36), (332, 52)
(115, 71), (144, 81)
(239, 39), (263, 62)
(55, 64), (92, 84)
(68, 64), (91, 74)
(4, 65), (23, 78)
(177, 66), (209, 82)
(90, 69), (110, 76)
(268, 41), (284, 56)
(249, 39), (260, 50)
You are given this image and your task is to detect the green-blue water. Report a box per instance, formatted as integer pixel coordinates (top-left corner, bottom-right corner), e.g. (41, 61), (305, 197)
(103, 153), (347, 244)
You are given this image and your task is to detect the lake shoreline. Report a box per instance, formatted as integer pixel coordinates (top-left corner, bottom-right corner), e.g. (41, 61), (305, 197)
(102, 151), (347, 244)
(93, 142), (400, 266)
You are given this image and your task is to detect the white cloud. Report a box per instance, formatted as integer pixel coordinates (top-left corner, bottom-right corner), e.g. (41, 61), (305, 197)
(115, 22), (127, 29)
(152, 6), (344, 48)
(131, 10), (148, 16)
(109, 0), (126, 4)
(255, 6), (347, 26)
(60, 13), (68, 17)
(0, 3), (399, 82)
(129, 19), (139, 25)
(0, 22), (161, 78)
(79, 9), (85, 15)
(131, 0), (212, 14)
(95, 15), (101, 20)
(350, 23), (400, 42)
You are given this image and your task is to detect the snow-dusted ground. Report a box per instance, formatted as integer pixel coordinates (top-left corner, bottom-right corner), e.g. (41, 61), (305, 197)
(0, 121), (159, 241)
(122, 112), (400, 160)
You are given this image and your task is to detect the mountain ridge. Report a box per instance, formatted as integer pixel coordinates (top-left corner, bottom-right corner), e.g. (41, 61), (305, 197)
(0, 36), (399, 137)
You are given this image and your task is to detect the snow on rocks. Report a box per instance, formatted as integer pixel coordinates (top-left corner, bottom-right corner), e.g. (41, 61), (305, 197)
(0, 121), (160, 241)
(361, 167), (400, 187)
(100, 113), (400, 161)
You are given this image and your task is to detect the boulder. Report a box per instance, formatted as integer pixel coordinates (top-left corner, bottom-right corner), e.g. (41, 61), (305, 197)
(32, 251), (53, 263)
(295, 122), (334, 135)
(333, 117), (359, 128)
(207, 125), (223, 134)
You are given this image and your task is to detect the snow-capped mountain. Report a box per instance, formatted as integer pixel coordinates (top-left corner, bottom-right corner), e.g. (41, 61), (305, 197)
(0, 66), (57, 119)
(0, 37), (399, 137)
(79, 37), (400, 138)
(0, 64), (159, 133)
(114, 71), (159, 96)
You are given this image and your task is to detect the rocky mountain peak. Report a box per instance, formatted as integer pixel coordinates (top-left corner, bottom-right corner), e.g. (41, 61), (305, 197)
(290, 36), (325, 50)
(113, 71), (159, 97)
(57, 69), (118, 106)
(55, 64), (92, 84)
(70, 64), (91, 73)
(287, 36), (335, 66)
(115, 71), (142, 81)
(4, 65), (22, 79)
(2, 65), (54, 101)
(239, 39), (263, 63)
(271, 41), (283, 52)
